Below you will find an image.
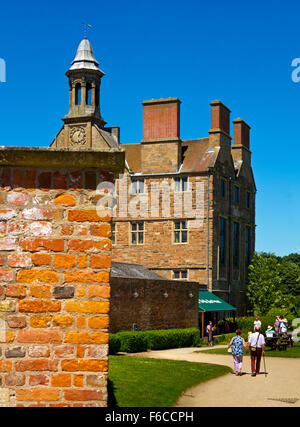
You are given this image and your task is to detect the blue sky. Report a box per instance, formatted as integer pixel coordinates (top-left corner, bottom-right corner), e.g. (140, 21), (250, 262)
(0, 0), (299, 256)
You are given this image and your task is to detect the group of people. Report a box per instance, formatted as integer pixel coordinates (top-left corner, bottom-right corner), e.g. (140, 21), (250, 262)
(228, 327), (265, 377)
(228, 315), (289, 377)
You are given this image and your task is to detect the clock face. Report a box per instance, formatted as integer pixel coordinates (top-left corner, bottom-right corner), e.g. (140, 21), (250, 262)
(70, 126), (86, 146)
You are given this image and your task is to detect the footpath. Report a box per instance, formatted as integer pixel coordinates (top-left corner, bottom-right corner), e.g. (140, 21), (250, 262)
(130, 346), (300, 407)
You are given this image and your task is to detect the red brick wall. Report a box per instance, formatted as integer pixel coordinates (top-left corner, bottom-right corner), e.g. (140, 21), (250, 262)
(0, 164), (113, 407)
(142, 99), (180, 141)
(110, 277), (199, 332)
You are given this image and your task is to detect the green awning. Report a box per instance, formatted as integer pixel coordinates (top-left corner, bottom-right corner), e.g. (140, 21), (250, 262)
(199, 291), (236, 312)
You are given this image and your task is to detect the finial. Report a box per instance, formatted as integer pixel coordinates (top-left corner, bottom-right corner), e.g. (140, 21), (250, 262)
(82, 22), (92, 39)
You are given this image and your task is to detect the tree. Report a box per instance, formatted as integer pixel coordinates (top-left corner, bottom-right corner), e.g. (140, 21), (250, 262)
(247, 253), (284, 315)
(279, 260), (300, 297)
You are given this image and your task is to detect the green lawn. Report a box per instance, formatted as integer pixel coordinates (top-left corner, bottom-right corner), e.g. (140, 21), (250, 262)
(197, 342), (300, 358)
(108, 355), (231, 407)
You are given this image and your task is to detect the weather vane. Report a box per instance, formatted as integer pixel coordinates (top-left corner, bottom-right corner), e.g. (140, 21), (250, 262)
(82, 22), (92, 39)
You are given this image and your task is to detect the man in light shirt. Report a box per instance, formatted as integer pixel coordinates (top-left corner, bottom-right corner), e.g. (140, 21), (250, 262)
(253, 317), (261, 332)
(248, 327), (265, 376)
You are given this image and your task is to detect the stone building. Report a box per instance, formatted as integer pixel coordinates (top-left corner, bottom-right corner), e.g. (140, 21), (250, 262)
(112, 98), (256, 314)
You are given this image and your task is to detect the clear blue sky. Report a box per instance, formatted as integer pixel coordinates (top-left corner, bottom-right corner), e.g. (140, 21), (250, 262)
(0, 0), (299, 256)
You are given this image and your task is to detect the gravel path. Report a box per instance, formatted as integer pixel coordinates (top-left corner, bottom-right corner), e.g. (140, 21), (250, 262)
(129, 347), (300, 407)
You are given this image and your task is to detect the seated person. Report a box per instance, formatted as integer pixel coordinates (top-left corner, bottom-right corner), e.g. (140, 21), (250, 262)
(265, 326), (275, 338)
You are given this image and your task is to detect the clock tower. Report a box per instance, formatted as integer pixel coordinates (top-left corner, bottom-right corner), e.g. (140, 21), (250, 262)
(51, 37), (120, 149)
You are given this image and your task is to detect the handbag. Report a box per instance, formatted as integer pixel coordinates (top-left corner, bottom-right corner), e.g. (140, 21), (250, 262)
(250, 332), (260, 352)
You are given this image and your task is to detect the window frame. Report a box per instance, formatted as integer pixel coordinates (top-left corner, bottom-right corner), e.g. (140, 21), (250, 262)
(173, 220), (188, 244)
(219, 217), (227, 267)
(233, 185), (240, 204)
(174, 177), (188, 192)
(233, 221), (240, 269)
(130, 221), (145, 245)
(131, 179), (145, 194)
(173, 270), (188, 280)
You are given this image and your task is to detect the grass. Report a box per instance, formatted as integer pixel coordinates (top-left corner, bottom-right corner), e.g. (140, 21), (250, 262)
(108, 355), (231, 407)
(197, 342), (300, 358)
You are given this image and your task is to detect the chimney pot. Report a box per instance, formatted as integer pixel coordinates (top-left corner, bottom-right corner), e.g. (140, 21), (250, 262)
(210, 100), (231, 135)
(233, 118), (250, 149)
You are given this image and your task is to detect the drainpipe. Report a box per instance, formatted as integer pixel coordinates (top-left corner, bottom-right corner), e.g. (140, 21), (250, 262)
(228, 176), (232, 305)
(206, 169), (212, 291)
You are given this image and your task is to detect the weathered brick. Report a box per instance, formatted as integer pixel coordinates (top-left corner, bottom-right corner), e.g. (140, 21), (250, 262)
(29, 221), (52, 236)
(16, 388), (60, 401)
(88, 316), (109, 329)
(61, 360), (108, 372)
(21, 207), (54, 220)
(53, 254), (76, 268)
(16, 270), (59, 283)
(0, 331), (15, 343)
(0, 237), (17, 251)
(53, 171), (67, 190)
(64, 271), (109, 284)
(5, 346), (26, 358)
(86, 374), (106, 387)
(8, 253), (32, 268)
(25, 170), (36, 190)
(31, 253), (52, 266)
(65, 301), (109, 314)
(61, 225), (74, 235)
(53, 316), (73, 328)
(7, 192), (29, 206)
(73, 375), (84, 387)
(88, 285), (110, 299)
(90, 224), (111, 237)
(68, 210), (104, 222)
(15, 360), (58, 372)
(53, 286), (75, 299)
(64, 332), (108, 344)
(29, 374), (49, 386)
(51, 374), (71, 387)
(77, 254), (87, 268)
(30, 316), (52, 328)
(54, 194), (76, 206)
(17, 330), (62, 344)
(0, 361), (13, 372)
(0, 209), (18, 220)
(19, 300), (61, 313)
(69, 171), (82, 190)
(0, 269), (15, 282)
(19, 238), (64, 252)
(67, 239), (94, 252)
(90, 255), (111, 269)
(0, 300), (16, 312)
(30, 285), (52, 299)
(6, 285), (27, 298)
(76, 346), (85, 358)
(53, 345), (74, 358)
(64, 389), (103, 401)
(6, 315), (27, 329)
(28, 346), (51, 358)
(5, 373), (26, 386)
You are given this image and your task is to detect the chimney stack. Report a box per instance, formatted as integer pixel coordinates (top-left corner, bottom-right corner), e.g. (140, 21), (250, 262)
(208, 100), (231, 149)
(142, 98), (181, 141)
(232, 118), (251, 166)
(210, 100), (231, 135)
(233, 118), (250, 149)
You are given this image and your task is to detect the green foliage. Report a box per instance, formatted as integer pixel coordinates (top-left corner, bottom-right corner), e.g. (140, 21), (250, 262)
(109, 328), (201, 354)
(218, 312), (295, 335)
(246, 252), (300, 315)
(109, 334), (121, 355)
(116, 332), (148, 353)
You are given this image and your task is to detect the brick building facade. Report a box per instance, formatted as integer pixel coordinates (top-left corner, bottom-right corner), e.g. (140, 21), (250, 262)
(112, 99), (256, 314)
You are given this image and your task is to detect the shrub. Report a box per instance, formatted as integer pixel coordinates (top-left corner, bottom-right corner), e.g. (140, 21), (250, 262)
(117, 332), (148, 353)
(109, 328), (202, 353)
(109, 335), (121, 355)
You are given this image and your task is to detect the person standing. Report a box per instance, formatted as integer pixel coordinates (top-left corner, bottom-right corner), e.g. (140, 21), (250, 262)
(207, 321), (214, 347)
(248, 327), (265, 376)
(274, 316), (280, 337)
(253, 316), (261, 332)
(228, 329), (248, 376)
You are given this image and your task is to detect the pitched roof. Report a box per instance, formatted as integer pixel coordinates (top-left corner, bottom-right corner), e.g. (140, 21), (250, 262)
(111, 262), (167, 280)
